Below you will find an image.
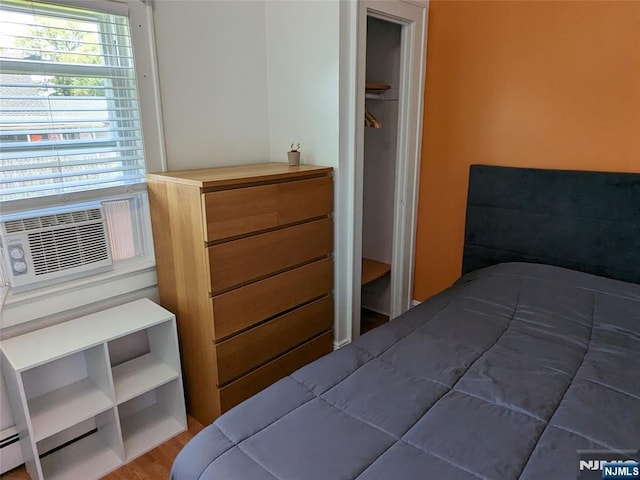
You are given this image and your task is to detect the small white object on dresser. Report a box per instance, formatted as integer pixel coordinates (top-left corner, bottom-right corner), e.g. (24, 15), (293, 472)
(0, 298), (187, 480)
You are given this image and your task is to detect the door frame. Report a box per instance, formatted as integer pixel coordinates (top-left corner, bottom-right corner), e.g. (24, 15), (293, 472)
(337, 0), (428, 344)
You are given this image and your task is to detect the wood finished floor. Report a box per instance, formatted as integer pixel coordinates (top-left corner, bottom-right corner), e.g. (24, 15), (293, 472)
(0, 416), (204, 480)
(361, 308), (389, 334)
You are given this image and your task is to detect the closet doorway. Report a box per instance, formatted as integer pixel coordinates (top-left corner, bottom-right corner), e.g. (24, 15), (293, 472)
(352, 1), (427, 339)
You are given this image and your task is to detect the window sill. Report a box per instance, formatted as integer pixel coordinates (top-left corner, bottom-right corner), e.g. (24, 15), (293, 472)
(0, 258), (157, 330)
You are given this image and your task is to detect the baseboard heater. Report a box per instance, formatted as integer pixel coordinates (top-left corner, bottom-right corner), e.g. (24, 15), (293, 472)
(1, 426), (22, 474)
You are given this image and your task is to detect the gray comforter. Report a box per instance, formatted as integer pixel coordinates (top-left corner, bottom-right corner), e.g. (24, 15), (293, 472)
(171, 263), (640, 479)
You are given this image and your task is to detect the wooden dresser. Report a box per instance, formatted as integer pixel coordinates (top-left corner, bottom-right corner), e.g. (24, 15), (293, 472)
(146, 163), (334, 425)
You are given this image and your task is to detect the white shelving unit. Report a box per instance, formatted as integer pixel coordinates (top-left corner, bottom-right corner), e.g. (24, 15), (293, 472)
(1, 299), (187, 480)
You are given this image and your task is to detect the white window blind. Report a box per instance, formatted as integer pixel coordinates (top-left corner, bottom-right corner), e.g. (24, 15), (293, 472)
(0, 0), (146, 207)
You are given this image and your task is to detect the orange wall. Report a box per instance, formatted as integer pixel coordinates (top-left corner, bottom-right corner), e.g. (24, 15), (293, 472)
(413, 0), (640, 301)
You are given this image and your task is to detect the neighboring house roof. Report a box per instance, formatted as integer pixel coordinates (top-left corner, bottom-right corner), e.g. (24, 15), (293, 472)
(1, 72), (109, 130)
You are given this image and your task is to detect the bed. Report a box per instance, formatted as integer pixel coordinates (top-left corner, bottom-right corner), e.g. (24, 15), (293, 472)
(171, 165), (640, 480)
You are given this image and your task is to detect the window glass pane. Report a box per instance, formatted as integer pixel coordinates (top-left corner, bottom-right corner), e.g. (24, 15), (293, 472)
(0, 0), (146, 205)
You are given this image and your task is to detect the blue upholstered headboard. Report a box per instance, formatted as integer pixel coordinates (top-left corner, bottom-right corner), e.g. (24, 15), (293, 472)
(462, 165), (640, 284)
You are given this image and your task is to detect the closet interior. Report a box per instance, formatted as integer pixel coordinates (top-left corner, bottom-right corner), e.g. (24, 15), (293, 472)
(360, 17), (401, 335)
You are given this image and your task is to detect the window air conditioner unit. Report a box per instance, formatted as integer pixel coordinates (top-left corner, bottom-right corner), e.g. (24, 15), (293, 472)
(0, 204), (113, 292)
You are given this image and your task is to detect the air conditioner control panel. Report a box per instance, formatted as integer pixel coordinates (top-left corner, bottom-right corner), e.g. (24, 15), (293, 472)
(7, 244), (27, 275)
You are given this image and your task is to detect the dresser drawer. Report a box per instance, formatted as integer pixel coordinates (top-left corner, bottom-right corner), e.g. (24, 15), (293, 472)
(219, 331), (333, 412)
(202, 176), (333, 242)
(214, 295), (333, 385)
(211, 257), (333, 340)
(207, 218), (333, 294)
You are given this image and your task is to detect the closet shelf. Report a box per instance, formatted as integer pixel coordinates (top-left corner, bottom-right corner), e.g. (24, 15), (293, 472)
(365, 83), (398, 102)
(365, 82), (391, 92)
(362, 258), (391, 285)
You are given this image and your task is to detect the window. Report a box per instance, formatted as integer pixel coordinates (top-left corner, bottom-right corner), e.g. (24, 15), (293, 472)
(0, 0), (157, 268)
(0, 0), (163, 325)
(0, 0), (147, 206)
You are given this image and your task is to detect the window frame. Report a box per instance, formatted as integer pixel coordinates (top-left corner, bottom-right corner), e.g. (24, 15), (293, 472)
(0, 0), (166, 329)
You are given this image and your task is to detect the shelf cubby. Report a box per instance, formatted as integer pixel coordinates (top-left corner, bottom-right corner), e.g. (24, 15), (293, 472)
(109, 321), (181, 404)
(119, 379), (185, 460)
(38, 409), (122, 480)
(112, 353), (179, 404)
(22, 345), (113, 442)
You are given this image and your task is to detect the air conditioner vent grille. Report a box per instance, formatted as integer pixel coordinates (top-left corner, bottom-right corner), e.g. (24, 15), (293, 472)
(28, 223), (110, 276)
(3, 209), (103, 234)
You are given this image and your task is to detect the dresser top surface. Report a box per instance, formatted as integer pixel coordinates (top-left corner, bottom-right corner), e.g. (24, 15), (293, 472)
(147, 162), (332, 189)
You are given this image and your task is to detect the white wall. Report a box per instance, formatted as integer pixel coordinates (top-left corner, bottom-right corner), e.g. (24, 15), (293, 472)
(153, 0), (342, 171)
(362, 101), (398, 265)
(152, 0), (271, 170)
(264, 1), (340, 167)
